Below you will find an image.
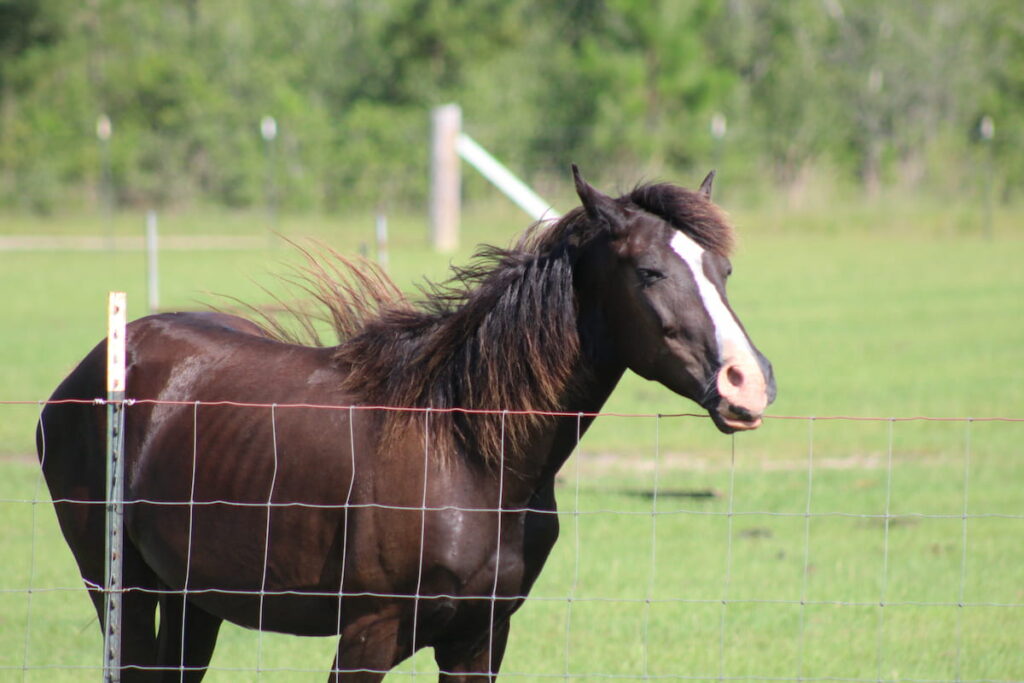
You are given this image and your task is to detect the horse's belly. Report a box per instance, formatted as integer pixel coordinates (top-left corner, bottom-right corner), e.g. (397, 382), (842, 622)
(129, 497), (342, 580)
(189, 588), (349, 636)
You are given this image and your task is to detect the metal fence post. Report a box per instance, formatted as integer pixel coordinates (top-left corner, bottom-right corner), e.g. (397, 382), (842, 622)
(104, 292), (127, 682)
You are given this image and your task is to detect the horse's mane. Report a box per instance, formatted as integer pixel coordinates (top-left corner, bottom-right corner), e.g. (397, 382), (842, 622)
(332, 221), (582, 471)
(244, 181), (733, 469)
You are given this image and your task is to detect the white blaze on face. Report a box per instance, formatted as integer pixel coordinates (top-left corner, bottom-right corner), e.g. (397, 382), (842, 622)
(669, 231), (754, 363)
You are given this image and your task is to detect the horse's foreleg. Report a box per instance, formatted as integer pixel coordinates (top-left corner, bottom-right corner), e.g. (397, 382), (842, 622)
(85, 543), (165, 681)
(86, 586), (162, 681)
(155, 592), (222, 682)
(433, 618), (510, 683)
(328, 611), (404, 683)
(116, 587), (165, 682)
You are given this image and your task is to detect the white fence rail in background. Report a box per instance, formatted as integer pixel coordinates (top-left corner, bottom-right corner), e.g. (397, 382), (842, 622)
(456, 133), (558, 222)
(430, 103), (558, 252)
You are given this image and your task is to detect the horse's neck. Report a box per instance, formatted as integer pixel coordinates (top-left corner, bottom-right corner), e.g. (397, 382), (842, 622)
(505, 308), (627, 500)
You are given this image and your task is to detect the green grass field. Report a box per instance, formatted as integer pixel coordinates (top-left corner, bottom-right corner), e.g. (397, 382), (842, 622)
(1, 199), (1022, 680)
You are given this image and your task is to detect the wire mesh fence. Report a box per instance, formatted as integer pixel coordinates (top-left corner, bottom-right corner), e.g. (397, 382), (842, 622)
(2, 400), (1022, 681)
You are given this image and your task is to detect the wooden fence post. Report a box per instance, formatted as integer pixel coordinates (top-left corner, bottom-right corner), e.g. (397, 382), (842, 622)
(430, 104), (461, 252)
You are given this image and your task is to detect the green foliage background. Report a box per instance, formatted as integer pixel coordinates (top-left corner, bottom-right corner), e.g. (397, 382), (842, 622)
(1, 3), (1022, 677)
(1, 0), (1021, 214)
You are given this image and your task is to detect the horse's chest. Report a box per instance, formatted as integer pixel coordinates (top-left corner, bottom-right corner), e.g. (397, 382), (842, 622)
(426, 500), (560, 600)
(426, 508), (528, 592)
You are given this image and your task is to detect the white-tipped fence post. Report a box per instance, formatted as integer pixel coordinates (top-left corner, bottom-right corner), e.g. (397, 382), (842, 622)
(104, 292), (127, 682)
(145, 211), (158, 314)
(375, 212), (389, 272)
(430, 104), (461, 252)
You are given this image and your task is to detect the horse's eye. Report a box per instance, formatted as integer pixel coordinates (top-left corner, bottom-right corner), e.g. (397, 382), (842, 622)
(636, 267), (665, 287)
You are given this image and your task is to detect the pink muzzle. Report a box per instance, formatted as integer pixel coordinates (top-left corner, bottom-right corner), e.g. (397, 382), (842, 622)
(715, 359), (769, 431)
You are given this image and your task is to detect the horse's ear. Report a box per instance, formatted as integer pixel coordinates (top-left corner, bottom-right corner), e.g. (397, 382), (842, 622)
(698, 170), (716, 199)
(572, 164), (625, 236)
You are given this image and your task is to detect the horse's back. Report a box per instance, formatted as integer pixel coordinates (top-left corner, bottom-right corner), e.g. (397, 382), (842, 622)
(39, 310), (276, 411)
(38, 309), (351, 504)
(38, 311), (287, 470)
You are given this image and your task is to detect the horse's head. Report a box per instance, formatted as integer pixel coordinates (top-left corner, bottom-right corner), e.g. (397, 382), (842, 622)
(572, 165), (776, 433)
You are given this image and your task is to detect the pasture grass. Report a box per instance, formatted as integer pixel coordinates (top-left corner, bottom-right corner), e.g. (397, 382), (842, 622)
(3, 439), (1021, 681)
(1, 198), (1022, 680)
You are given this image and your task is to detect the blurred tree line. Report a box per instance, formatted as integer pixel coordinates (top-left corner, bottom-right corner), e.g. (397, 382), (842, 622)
(0, 0), (1020, 213)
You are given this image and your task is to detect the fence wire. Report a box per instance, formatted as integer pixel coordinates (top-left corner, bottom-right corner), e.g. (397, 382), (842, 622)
(3, 400), (1022, 681)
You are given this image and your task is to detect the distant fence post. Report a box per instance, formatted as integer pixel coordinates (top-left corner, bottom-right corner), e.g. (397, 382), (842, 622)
(104, 292), (127, 682)
(430, 104), (461, 252)
(145, 211), (159, 314)
(375, 212), (389, 272)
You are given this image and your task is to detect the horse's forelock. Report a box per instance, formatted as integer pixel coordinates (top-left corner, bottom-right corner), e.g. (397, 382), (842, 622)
(626, 183), (735, 257)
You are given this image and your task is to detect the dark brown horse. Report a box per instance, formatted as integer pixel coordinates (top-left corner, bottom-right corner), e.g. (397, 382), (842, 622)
(37, 167), (775, 682)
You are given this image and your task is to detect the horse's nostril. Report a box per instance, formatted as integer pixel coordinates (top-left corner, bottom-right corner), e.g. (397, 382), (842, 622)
(728, 403), (756, 421)
(716, 361), (769, 424)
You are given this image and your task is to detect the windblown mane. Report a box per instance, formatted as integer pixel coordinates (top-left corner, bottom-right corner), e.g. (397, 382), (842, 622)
(245, 182), (733, 468)
(218, 240), (408, 347)
(333, 220), (583, 470)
